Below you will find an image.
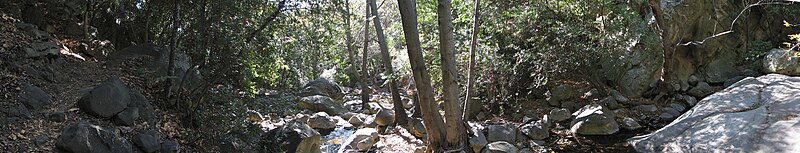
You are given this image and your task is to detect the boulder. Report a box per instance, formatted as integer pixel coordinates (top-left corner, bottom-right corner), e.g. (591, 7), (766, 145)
(77, 77), (131, 118)
(307, 112), (336, 129)
(24, 41), (59, 58)
(56, 121), (134, 153)
(520, 121), (549, 140)
(681, 95), (698, 106)
(629, 74), (800, 152)
(3, 105), (33, 119)
(597, 97), (619, 110)
(486, 124), (516, 143)
(128, 90), (155, 122)
(481, 141), (518, 153)
(621, 117), (642, 130)
(48, 112), (66, 122)
(299, 78), (345, 101)
(608, 89), (630, 104)
(132, 131), (160, 153)
(548, 84), (574, 102)
(468, 122), (487, 153)
(669, 103), (687, 112)
(723, 76), (747, 88)
(763, 49), (800, 75)
(339, 128), (379, 152)
(348, 115), (364, 127)
(298, 95), (349, 116)
(570, 104), (619, 135)
(688, 82), (714, 98)
(548, 108), (571, 122)
(409, 118), (426, 138)
(160, 140), (180, 153)
(263, 119), (321, 153)
(633, 105), (658, 113)
(374, 108), (395, 126)
(20, 83), (51, 110)
(113, 107), (139, 126)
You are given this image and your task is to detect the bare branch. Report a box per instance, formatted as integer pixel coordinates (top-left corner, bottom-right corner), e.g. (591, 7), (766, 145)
(678, 0), (798, 46)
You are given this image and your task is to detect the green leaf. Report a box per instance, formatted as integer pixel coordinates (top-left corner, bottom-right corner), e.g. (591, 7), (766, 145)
(785, 20), (792, 27)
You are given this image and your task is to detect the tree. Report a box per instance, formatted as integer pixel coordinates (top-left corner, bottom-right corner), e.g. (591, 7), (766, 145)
(362, 2), (373, 110)
(340, 0), (371, 110)
(367, 0), (407, 125)
(647, 0), (678, 90)
(436, 0), (468, 150)
(396, 0), (447, 151)
(463, 0), (481, 120)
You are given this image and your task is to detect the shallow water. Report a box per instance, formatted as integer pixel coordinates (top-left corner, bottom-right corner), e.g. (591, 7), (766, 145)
(320, 127), (355, 153)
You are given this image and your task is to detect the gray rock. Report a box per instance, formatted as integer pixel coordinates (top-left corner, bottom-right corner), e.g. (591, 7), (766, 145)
(35, 135), (48, 146)
(669, 103), (687, 112)
(597, 97), (619, 110)
(663, 107), (681, 117)
(629, 74), (800, 153)
(658, 113), (675, 121)
(48, 112), (66, 122)
(263, 119), (321, 153)
(299, 78), (345, 101)
(24, 41), (59, 58)
(548, 84), (574, 102)
(547, 98), (561, 107)
(520, 121), (549, 140)
(160, 140), (180, 153)
(724, 76), (747, 88)
(298, 95), (349, 116)
(348, 115), (364, 127)
(132, 131), (160, 153)
(570, 104), (619, 135)
(128, 90), (155, 122)
(682, 95), (698, 106)
(409, 118), (426, 138)
(705, 58), (738, 84)
(364, 102), (382, 114)
(374, 108), (394, 126)
(560, 101), (578, 112)
(608, 89), (630, 104)
(549, 108), (571, 122)
(583, 88), (603, 99)
(307, 112), (336, 129)
(688, 75), (700, 86)
(763, 49), (800, 75)
(113, 107), (139, 126)
(338, 128), (379, 152)
(481, 141), (519, 153)
(633, 105), (658, 113)
(20, 83), (51, 110)
(4, 105), (33, 119)
(78, 77), (132, 118)
(621, 117), (642, 130)
(56, 121), (133, 153)
(688, 82), (714, 98)
(486, 124), (517, 143)
(468, 122), (487, 153)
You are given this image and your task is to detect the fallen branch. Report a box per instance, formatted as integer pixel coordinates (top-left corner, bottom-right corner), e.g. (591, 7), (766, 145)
(678, 0), (799, 46)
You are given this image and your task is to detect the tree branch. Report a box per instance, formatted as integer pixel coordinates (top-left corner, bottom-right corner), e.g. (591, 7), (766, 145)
(678, 0), (798, 46)
(247, 0), (288, 42)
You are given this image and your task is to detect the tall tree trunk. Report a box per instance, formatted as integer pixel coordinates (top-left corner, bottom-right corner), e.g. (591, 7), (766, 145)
(648, 0), (677, 89)
(361, 3), (373, 110)
(396, 0), (447, 151)
(166, 2), (182, 107)
(463, 0), (481, 121)
(342, 0), (371, 110)
(437, 0), (467, 150)
(368, 0), (407, 125)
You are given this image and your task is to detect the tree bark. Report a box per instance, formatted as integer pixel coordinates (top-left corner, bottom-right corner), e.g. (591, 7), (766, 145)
(166, 1), (182, 107)
(361, 2), (373, 110)
(437, 0), (467, 150)
(368, 0), (407, 125)
(396, 0), (447, 151)
(342, 0), (371, 111)
(648, 0), (677, 88)
(463, 0), (481, 121)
